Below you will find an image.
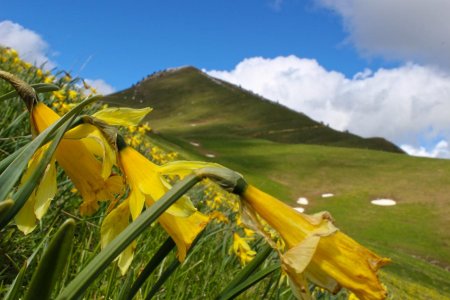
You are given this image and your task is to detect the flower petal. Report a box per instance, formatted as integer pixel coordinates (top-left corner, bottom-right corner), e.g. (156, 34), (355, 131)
(92, 107), (152, 126)
(34, 160), (57, 219)
(15, 193), (37, 235)
(158, 211), (209, 262)
(65, 124), (116, 179)
(101, 200), (135, 275)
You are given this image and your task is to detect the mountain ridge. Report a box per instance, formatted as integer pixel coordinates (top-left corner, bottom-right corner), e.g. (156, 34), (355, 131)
(104, 65), (403, 153)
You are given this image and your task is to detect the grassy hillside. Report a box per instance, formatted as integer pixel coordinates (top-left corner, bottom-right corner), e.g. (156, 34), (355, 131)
(104, 66), (449, 298)
(104, 66), (403, 153)
(151, 134), (450, 299)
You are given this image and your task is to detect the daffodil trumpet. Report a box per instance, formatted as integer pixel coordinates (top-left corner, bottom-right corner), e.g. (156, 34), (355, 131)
(237, 184), (390, 300)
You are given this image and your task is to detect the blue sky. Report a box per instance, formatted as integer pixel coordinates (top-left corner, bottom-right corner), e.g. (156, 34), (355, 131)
(2, 0), (450, 158)
(0, 0), (388, 88)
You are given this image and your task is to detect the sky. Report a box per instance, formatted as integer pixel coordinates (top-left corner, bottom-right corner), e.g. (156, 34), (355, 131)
(1, 0), (450, 158)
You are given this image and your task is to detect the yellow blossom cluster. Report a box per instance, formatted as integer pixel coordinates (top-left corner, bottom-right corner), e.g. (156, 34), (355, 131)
(0, 48), (49, 83)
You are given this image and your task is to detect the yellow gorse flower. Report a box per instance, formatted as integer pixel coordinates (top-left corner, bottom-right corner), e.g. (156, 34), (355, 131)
(241, 185), (390, 300)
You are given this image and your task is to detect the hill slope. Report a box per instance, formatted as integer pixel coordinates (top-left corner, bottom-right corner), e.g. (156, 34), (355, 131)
(104, 66), (403, 153)
(104, 66), (449, 298)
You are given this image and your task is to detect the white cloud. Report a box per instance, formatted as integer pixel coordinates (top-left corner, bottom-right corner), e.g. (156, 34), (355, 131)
(85, 79), (115, 95)
(207, 55), (450, 158)
(316, 0), (450, 68)
(0, 20), (115, 95)
(0, 20), (55, 69)
(401, 140), (450, 159)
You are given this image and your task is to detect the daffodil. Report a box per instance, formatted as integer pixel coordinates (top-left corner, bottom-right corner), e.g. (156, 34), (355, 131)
(115, 145), (211, 265)
(240, 185), (390, 300)
(231, 232), (256, 265)
(28, 102), (123, 216)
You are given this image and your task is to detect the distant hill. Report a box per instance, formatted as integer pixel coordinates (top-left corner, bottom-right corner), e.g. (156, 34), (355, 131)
(104, 66), (403, 154)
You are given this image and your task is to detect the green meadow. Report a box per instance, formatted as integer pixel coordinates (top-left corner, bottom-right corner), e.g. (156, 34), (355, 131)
(105, 66), (450, 298)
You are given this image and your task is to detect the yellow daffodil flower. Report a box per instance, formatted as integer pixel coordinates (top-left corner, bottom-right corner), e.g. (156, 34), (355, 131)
(26, 102), (124, 219)
(240, 185), (390, 300)
(231, 232), (256, 265)
(116, 145), (212, 264)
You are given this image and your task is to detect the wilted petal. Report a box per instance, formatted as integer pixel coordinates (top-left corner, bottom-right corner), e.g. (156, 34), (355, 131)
(92, 107), (152, 126)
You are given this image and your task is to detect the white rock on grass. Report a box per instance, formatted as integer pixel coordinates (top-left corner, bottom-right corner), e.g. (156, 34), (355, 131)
(296, 197), (309, 205)
(321, 193), (334, 198)
(371, 199), (397, 206)
(205, 153), (215, 158)
(190, 141), (200, 147)
(293, 207), (305, 213)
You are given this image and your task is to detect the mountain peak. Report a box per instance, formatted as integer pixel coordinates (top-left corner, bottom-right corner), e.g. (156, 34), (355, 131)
(104, 66), (404, 154)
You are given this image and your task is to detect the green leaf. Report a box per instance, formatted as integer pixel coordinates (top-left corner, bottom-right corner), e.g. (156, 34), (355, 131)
(3, 226), (54, 300)
(4, 262), (27, 300)
(143, 233), (204, 300)
(0, 199), (13, 221)
(117, 269), (135, 300)
(127, 237), (176, 299)
(217, 244), (273, 298)
(24, 218), (76, 300)
(216, 264), (280, 300)
(0, 146), (24, 174)
(144, 259), (180, 300)
(0, 83), (60, 101)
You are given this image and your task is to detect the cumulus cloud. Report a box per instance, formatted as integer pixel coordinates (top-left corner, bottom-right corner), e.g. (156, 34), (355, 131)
(0, 20), (55, 69)
(316, 0), (450, 69)
(0, 20), (115, 95)
(207, 55), (450, 158)
(401, 140), (450, 159)
(85, 79), (115, 95)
